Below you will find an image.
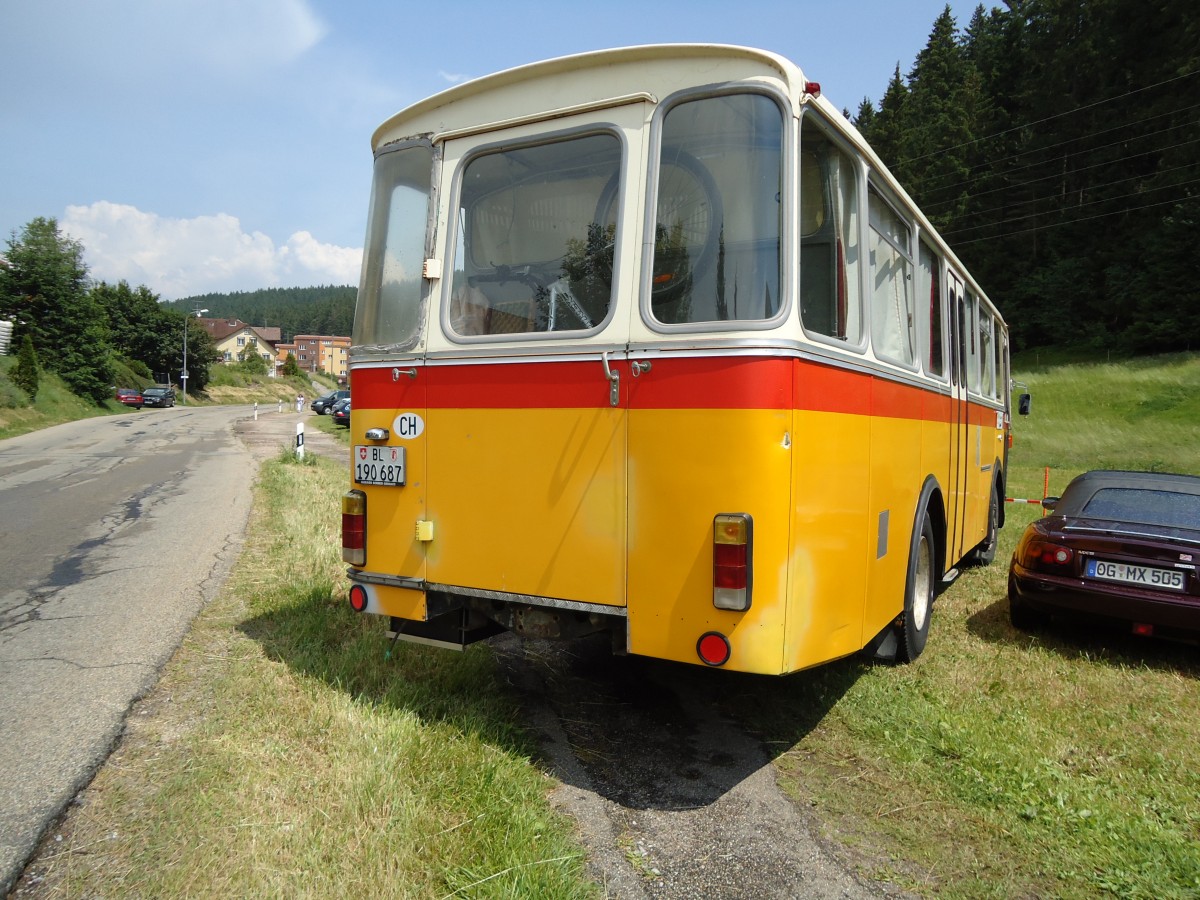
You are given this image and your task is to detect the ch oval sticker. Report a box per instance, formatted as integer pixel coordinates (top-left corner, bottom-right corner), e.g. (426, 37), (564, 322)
(393, 412), (425, 439)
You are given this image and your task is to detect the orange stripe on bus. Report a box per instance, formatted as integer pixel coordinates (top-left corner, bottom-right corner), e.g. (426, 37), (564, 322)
(352, 357), (1002, 422)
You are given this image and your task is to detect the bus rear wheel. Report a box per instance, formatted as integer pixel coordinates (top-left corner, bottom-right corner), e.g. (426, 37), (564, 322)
(898, 510), (935, 662)
(967, 484), (1000, 567)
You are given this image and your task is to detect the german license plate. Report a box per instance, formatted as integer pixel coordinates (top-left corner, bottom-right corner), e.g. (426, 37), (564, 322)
(354, 445), (406, 486)
(1085, 559), (1185, 592)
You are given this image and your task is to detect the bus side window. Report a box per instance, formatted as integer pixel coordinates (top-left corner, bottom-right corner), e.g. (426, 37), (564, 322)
(917, 241), (946, 378)
(965, 291), (982, 393)
(980, 311), (997, 399)
(799, 124), (860, 342)
(868, 186), (915, 366)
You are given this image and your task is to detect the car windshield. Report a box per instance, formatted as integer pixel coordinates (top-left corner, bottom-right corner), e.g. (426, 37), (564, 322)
(1082, 487), (1200, 530)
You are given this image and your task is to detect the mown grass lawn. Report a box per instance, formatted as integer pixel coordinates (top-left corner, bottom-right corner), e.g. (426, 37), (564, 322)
(724, 352), (1200, 897)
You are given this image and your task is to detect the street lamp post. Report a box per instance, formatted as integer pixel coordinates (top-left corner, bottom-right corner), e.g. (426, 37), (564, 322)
(181, 306), (208, 404)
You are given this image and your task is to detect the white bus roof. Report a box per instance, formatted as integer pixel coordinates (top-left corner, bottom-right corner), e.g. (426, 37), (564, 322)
(372, 44), (806, 149)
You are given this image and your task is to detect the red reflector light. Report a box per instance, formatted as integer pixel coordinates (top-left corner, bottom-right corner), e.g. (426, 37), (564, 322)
(349, 585), (368, 613)
(1132, 623), (1154, 637)
(697, 632), (731, 667)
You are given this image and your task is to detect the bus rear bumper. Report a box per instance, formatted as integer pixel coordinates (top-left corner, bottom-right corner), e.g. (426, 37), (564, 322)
(346, 570), (627, 650)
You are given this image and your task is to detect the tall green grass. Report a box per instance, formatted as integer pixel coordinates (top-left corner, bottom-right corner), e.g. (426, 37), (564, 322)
(0, 358), (111, 439)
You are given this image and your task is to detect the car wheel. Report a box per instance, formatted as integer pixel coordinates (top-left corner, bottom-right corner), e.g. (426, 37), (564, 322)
(897, 509), (935, 662)
(967, 485), (1000, 567)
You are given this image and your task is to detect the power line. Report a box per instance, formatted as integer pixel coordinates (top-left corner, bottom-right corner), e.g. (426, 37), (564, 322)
(941, 175), (1200, 239)
(899, 67), (1200, 165)
(951, 192), (1199, 247)
(921, 142), (1200, 218)
(912, 103), (1200, 199)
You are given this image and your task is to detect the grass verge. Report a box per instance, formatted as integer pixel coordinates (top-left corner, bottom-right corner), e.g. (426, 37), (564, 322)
(21, 452), (593, 899)
(0, 361), (110, 440)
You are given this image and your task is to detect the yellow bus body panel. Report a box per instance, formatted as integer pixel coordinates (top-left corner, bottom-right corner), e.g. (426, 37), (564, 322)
(426, 407), (626, 605)
(626, 407), (792, 674)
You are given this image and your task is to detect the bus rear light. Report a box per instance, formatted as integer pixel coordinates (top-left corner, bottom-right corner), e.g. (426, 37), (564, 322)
(342, 489), (366, 566)
(713, 513), (753, 610)
(349, 584), (369, 612)
(697, 631), (731, 666)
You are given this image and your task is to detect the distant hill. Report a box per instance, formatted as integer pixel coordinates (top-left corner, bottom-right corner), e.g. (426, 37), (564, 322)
(167, 285), (355, 340)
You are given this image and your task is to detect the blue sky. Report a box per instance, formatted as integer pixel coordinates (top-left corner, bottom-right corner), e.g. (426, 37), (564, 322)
(0, 0), (971, 300)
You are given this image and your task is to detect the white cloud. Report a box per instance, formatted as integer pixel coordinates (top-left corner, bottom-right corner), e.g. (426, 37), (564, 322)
(1, 0), (327, 81)
(438, 70), (471, 85)
(62, 202), (361, 299)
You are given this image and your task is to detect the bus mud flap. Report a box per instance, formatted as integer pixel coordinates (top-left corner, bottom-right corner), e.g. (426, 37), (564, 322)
(388, 609), (503, 652)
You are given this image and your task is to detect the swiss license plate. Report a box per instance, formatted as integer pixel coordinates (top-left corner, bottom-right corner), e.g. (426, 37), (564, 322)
(1085, 559), (1186, 592)
(354, 445), (406, 486)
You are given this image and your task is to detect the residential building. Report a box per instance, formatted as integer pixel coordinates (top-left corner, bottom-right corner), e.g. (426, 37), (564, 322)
(197, 318), (281, 372)
(290, 334), (350, 383)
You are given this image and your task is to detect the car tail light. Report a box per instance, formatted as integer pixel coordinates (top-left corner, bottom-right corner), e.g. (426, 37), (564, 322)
(713, 513), (752, 611)
(349, 584), (369, 612)
(1019, 539), (1073, 571)
(342, 490), (366, 565)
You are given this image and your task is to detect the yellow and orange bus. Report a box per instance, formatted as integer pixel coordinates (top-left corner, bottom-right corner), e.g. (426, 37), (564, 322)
(341, 44), (1015, 674)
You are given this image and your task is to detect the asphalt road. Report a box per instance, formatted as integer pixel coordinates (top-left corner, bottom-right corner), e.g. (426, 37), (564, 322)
(0, 404), (291, 895)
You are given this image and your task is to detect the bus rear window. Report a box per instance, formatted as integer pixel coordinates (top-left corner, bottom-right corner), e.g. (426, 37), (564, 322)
(449, 133), (621, 337)
(649, 93), (783, 326)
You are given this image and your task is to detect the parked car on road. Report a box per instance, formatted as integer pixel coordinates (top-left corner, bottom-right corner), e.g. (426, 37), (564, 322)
(331, 397), (351, 427)
(312, 390), (350, 414)
(115, 387), (143, 409)
(1008, 470), (1200, 641)
(142, 386), (176, 408)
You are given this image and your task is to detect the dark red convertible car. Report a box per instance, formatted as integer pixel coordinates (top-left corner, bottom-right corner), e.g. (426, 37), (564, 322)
(1008, 470), (1200, 641)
